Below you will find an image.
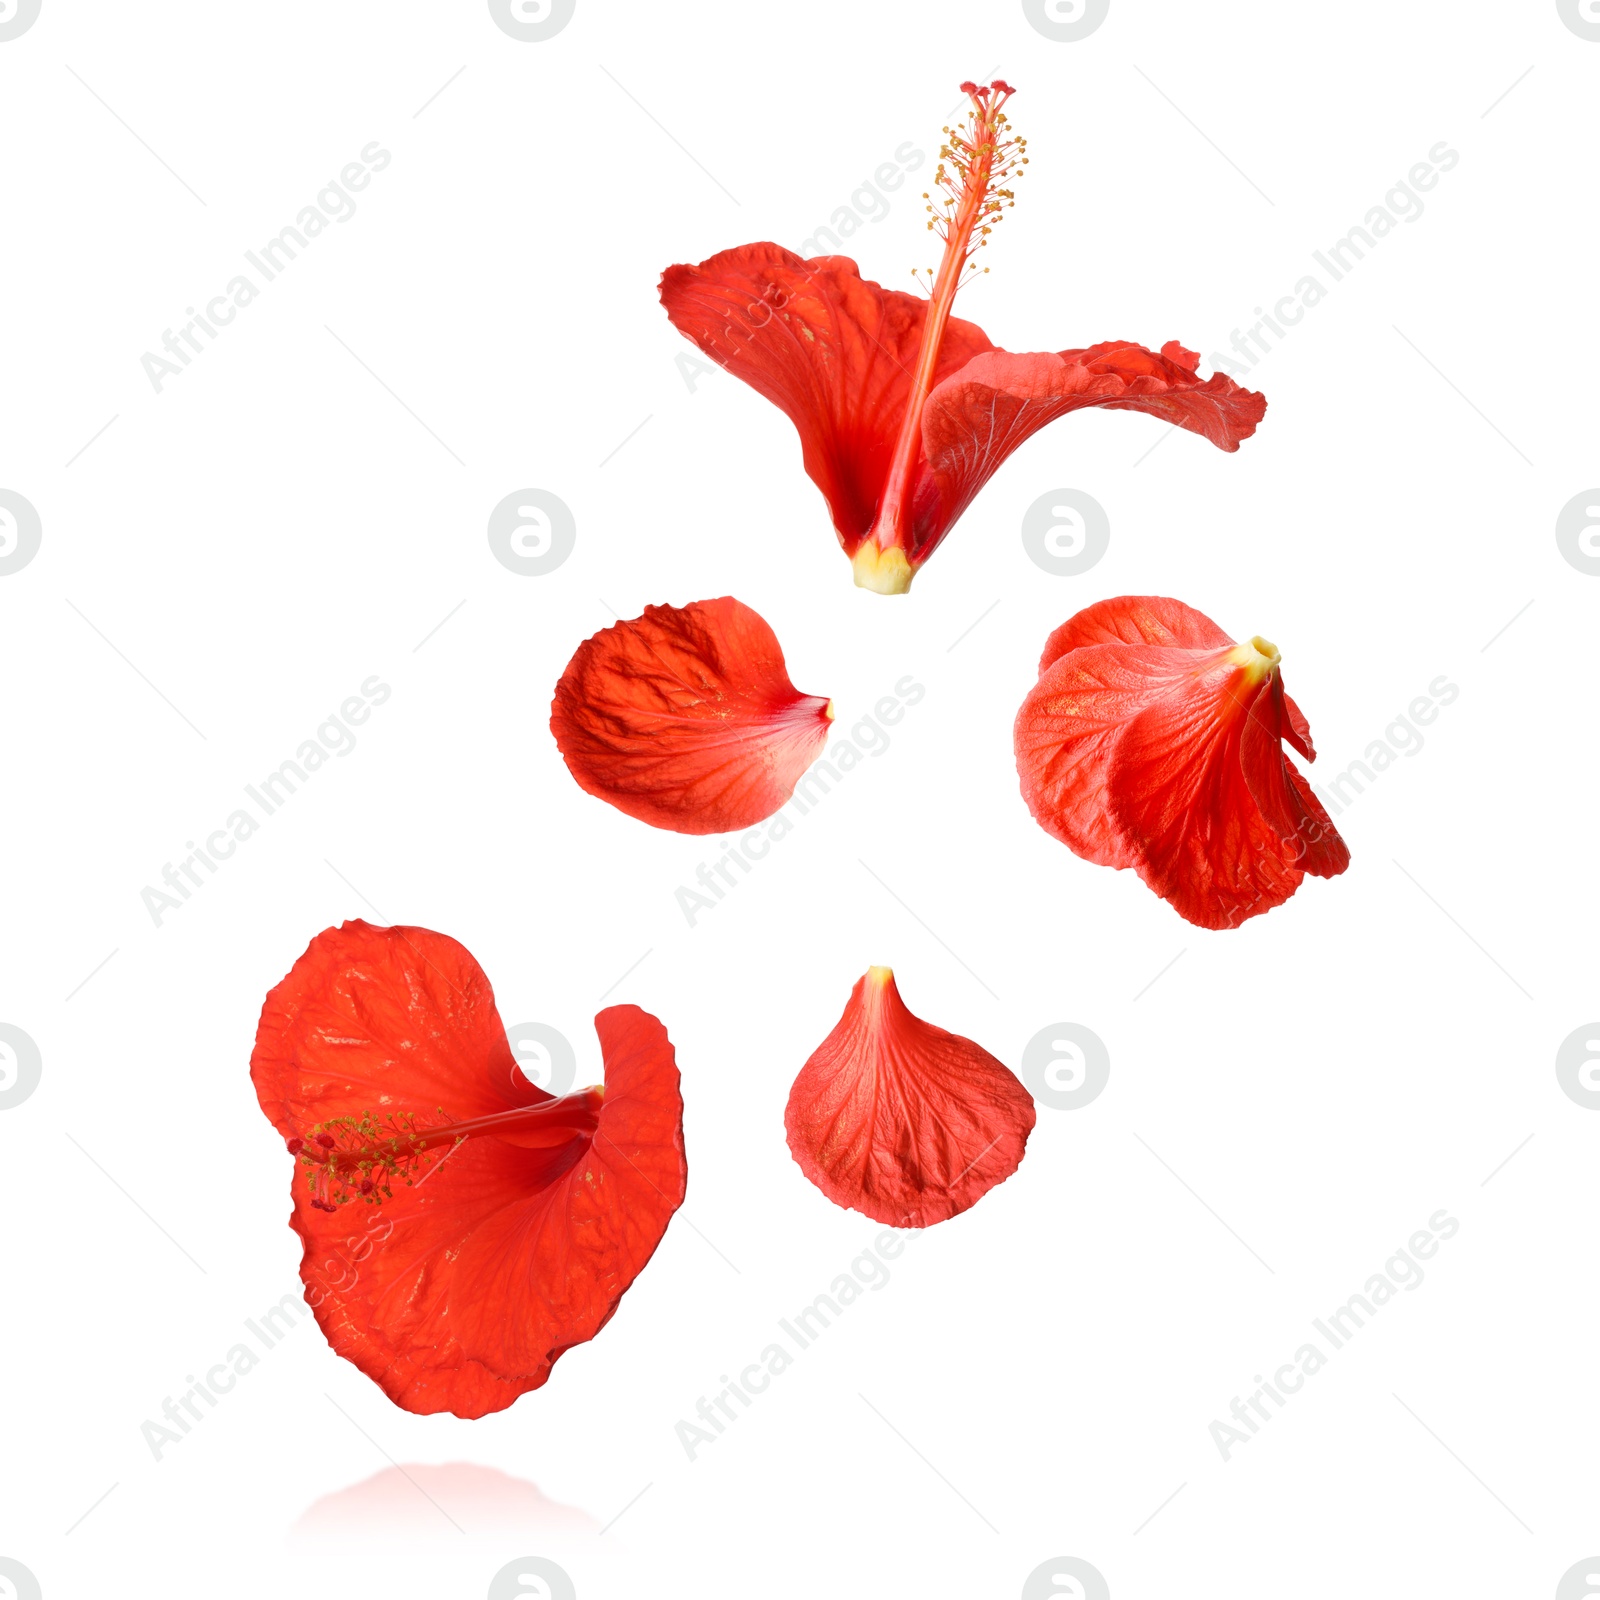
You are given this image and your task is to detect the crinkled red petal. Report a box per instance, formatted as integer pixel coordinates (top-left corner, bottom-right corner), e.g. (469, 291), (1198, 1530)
(550, 596), (832, 835)
(917, 342), (1266, 564)
(784, 967), (1035, 1228)
(1241, 676), (1349, 879)
(1036, 593), (1234, 676)
(1106, 656), (1307, 929)
(659, 244), (993, 553)
(661, 249), (1263, 573)
(1014, 598), (1349, 929)
(1280, 689), (1315, 762)
(1016, 641), (1215, 870)
(250, 921), (687, 1418)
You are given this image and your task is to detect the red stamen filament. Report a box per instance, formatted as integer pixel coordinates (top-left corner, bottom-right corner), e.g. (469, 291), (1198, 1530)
(293, 1090), (604, 1211)
(863, 81), (1026, 578)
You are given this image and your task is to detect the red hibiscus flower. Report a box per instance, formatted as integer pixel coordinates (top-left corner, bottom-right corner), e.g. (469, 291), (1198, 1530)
(551, 596), (833, 834)
(250, 920), (687, 1419)
(785, 966), (1035, 1227)
(1014, 596), (1350, 930)
(661, 81), (1264, 593)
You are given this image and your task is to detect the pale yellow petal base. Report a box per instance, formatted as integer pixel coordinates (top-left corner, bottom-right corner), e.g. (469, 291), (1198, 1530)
(1227, 634), (1282, 683)
(851, 543), (915, 595)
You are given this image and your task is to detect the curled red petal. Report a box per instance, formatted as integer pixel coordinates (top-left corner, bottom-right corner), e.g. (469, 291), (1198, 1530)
(659, 245), (993, 554)
(663, 246), (1266, 583)
(1015, 601), (1350, 928)
(1036, 593), (1234, 677)
(919, 343), (1267, 558)
(1280, 689), (1316, 762)
(1106, 653), (1307, 929)
(784, 967), (1035, 1228)
(550, 596), (833, 835)
(250, 921), (687, 1418)
(1241, 677), (1349, 879)
(1016, 640), (1213, 870)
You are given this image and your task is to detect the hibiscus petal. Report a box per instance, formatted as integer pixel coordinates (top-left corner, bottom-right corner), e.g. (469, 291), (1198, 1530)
(1106, 654), (1305, 929)
(550, 596), (833, 835)
(784, 967), (1035, 1228)
(1285, 764), (1347, 873)
(660, 244), (993, 553)
(1280, 689), (1316, 762)
(1036, 593), (1234, 677)
(1017, 602), (1350, 927)
(250, 922), (687, 1418)
(1016, 641), (1211, 869)
(919, 342), (1267, 553)
(1241, 678), (1350, 879)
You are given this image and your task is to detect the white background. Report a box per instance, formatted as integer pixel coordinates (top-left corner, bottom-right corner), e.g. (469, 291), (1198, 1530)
(2, 2), (1597, 1597)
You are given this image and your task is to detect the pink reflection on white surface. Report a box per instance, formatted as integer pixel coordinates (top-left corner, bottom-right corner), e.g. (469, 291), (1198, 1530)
(293, 1462), (595, 1539)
